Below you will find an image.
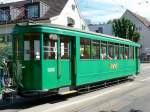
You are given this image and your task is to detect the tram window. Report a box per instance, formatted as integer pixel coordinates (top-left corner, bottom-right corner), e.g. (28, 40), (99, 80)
(24, 41), (30, 60)
(101, 42), (107, 60)
(91, 40), (100, 59)
(24, 33), (40, 60)
(114, 44), (119, 60)
(108, 43), (114, 60)
(119, 45), (124, 59)
(80, 38), (91, 59)
(129, 46), (134, 59)
(44, 34), (57, 60)
(124, 46), (129, 59)
(60, 36), (70, 59)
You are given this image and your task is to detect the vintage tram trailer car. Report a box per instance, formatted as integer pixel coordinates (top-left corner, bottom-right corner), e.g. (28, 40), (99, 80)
(11, 24), (140, 95)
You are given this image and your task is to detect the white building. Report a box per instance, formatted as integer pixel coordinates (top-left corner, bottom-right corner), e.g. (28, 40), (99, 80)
(88, 24), (113, 36)
(0, 0), (88, 43)
(122, 10), (150, 61)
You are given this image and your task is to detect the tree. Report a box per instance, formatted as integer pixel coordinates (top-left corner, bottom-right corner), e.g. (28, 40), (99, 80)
(112, 18), (140, 42)
(0, 43), (12, 59)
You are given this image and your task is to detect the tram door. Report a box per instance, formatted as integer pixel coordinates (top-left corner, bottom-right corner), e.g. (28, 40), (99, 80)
(23, 33), (41, 89)
(43, 34), (73, 89)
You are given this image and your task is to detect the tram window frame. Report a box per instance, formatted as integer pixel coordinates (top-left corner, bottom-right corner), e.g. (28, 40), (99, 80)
(114, 43), (119, 60)
(129, 46), (134, 59)
(100, 41), (107, 60)
(108, 42), (114, 60)
(43, 33), (58, 60)
(91, 40), (100, 59)
(124, 45), (129, 59)
(24, 33), (40, 61)
(80, 38), (91, 59)
(119, 45), (124, 59)
(60, 36), (70, 60)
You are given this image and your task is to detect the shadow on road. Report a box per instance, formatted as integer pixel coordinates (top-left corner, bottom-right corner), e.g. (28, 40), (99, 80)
(0, 94), (69, 110)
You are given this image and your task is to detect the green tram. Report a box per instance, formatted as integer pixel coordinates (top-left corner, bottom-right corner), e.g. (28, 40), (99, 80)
(12, 24), (140, 94)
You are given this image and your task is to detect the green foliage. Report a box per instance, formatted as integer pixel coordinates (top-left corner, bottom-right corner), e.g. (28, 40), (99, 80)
(0, 42), (12, 59)
(112, 18), (140, 42)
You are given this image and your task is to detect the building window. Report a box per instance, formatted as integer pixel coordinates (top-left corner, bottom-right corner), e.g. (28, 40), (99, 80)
(82, 25), (86, 30)
(0, 8), (10, 22)
(72, 4), (75, 11)
(96, 27), (103, 33)
(67, 17), (75, 27)
(27, 4), (39, 18)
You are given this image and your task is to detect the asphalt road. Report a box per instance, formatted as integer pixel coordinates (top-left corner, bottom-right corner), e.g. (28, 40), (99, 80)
(1, 64), (150, 112)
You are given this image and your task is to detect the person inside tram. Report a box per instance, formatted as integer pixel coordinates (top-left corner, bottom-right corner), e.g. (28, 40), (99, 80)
(83, 50), (90, 59)
(101, 48), (107, 59)
(120, 52), (124, 59)
(124, 51), (128, 59)
(50, 52), (56, 59)
(114, 50), (119, 60)
(61, 53), (69, 59)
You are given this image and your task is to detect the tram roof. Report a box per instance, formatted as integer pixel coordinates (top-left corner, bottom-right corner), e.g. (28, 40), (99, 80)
(14, 23), (140, 47)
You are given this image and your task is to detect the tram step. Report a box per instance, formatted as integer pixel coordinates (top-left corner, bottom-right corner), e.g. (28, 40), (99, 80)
(59, 90), (77, 95)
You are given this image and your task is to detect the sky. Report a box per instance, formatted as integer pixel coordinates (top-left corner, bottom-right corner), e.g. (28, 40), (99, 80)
(1, 0), (150, 24)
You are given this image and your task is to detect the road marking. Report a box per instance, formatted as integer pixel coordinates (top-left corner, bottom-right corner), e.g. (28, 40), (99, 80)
(43, 83), (133, 112)
(141, 77), (150, 81)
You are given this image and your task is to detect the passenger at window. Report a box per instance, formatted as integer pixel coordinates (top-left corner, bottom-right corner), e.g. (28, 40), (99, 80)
(35, 51), (40, 60)
(50, 52), (56, 59)
(107, 55), (113, 60)
(101, 48), (107, 60)
(120, 53), (124, 59)
(114, 50), (118, 60)
(61, 53), (69, 59)
(124, 51), (128, 59)
(83, 50), (90, 59)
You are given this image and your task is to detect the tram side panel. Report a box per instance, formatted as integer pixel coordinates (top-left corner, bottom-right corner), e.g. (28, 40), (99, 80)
(76, 59), (137, 86)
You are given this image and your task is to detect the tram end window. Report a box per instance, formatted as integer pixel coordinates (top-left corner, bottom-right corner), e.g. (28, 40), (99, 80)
(24, 33), (40, 61)
(44, 33), (58, 60)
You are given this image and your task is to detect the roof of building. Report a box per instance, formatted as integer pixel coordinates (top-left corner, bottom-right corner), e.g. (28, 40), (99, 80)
(0, 0), (68, 23)
(125, 10), (150, 29)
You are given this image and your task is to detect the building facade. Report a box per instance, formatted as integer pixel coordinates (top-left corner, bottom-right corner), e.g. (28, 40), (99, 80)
(0, 0), (88, 44)
(88, 24), (113, 36)
(122, 10), (150, 62)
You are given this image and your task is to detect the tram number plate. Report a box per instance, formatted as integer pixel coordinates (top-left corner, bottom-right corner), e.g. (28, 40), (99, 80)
(48, 68), (55, 72)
